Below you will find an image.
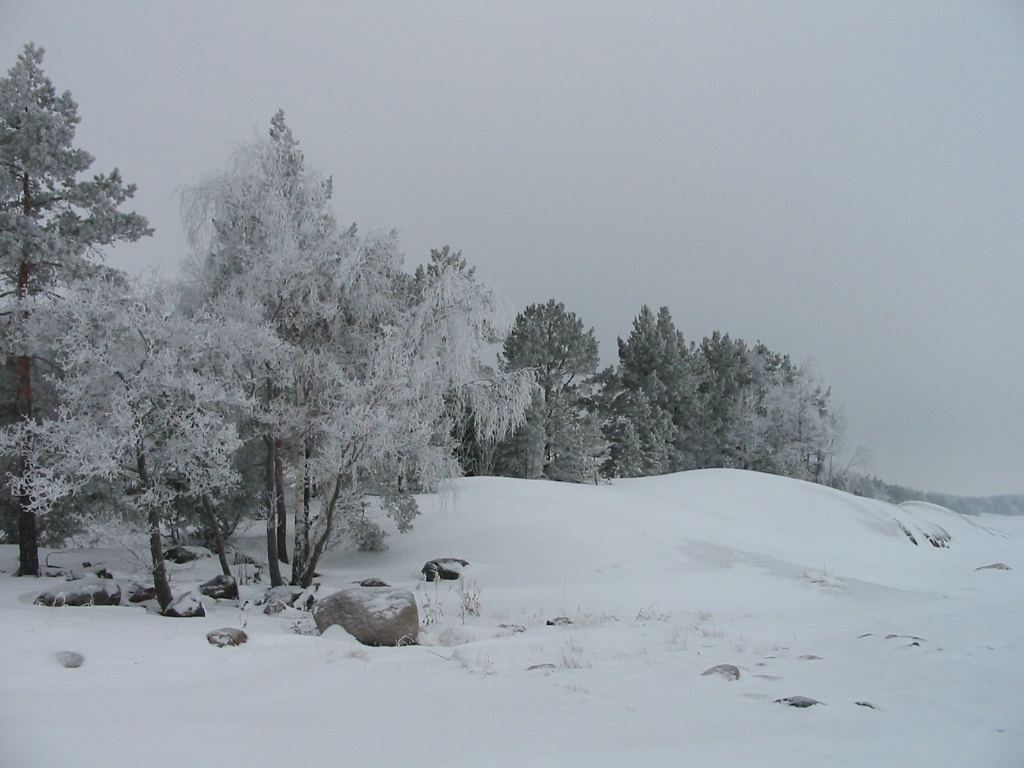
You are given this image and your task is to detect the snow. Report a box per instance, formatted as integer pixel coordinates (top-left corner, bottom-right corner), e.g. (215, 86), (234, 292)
(1, 468), (1022, 767)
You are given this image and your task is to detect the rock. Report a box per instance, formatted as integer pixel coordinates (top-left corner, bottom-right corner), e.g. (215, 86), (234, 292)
(261, 585), (304, 606)
(207, 627), (248, 647)
(421, 557), (468, 581)
(527, 663), (557, 671)
(312, 586), (418, 646)
(163, 591), (206, 618)
(164, 545), (213, 564)
(199, 575), (239, 600)
(93, 567), (113, 580)
(799, 654), (823, 660)
(856, 701), (878, 710)
(35, 579), (122, 607)
(775, 696), (823, 708)
(357, 577), (389, 587)
(263, 598), (288, 615)
(56, 651), (84, 668)
(701, 664), (741, 680)
(975, 563), (1012, 571)
(546, 616), (573, 626)
(127, 582), (158, 603)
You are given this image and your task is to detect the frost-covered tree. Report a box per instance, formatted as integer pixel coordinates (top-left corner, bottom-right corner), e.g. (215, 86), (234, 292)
(494, 300), (603, 482)
(183, 116), (532, 587)
(0, 44), (151, 575)
(0, 280), (250, 609)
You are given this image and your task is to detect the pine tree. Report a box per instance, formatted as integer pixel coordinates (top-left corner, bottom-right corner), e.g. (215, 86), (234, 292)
(495, 300), (603, 482)
(0, 44), (151, 575)
(601, 306), (696, 475)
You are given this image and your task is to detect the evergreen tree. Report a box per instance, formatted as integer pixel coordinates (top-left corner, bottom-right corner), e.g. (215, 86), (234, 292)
(495, 300), (603, 482)
(0, 44), (151, 575)
(601, 306), (696, 475)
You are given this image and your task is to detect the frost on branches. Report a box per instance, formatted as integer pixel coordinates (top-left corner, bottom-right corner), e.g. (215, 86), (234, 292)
(0, 280), (251, 609)
(0, 43), (151, 575)
(182, 112), (532, 588)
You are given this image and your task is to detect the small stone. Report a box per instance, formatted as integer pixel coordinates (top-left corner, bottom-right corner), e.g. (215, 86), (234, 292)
(164, 545), (212, 564)
(421, 558), (468, 581)
(127, 583), (158, 603)
(856, 701), (878, 710)
(975, 563), (1012, 571)
(701, 664), (741, 680)
(546, 616), (573, 626)
(775, 696), (823, 708)
(357, 577), (389, 587)
(527, 663), (557, 671)
(56, 651), (84, 668)
(207, 627), (248, 647)
(263, 598), (288, 615)
(799, 654), (823, 660)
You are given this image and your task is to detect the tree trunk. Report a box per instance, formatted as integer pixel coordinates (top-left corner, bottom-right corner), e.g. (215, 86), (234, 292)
(14, 251), (39, 576)
(274, 438), (288, 564)
(290, 379), (308, 585)
(291, 439), (310, 586)
(201, 494), (232, 578)
(295, 476), (343, 588)
(137, 448), (173, 611)
(264, 437), (284, 587)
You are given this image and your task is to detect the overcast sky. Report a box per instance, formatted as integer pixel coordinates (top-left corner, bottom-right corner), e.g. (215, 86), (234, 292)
(3, 1), (1022, 496)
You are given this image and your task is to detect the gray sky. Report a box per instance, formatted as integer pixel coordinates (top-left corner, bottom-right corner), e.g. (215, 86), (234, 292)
(3, 1), (1022, 496)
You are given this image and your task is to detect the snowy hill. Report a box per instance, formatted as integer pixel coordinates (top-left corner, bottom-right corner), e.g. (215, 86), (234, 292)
(1, 469), (1022, 767)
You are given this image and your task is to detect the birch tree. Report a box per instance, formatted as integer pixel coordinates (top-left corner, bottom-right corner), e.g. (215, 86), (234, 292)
(0, 44), (151, 575)
(183, 115), (532, 587)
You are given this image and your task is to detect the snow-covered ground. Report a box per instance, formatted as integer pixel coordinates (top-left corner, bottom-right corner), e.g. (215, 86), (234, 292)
(2, 469), (1022, 767)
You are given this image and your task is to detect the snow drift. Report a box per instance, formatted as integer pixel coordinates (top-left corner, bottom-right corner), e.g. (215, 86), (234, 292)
(1, 469), (1021, 768)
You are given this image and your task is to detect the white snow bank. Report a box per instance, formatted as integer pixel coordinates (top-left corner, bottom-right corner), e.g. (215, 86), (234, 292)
(1, 469), (1021, 767)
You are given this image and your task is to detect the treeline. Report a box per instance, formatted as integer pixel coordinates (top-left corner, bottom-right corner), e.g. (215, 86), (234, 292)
(844, 474), (1024, 517)
(1, 44), (852, 613)
(459, 301), (846, 489)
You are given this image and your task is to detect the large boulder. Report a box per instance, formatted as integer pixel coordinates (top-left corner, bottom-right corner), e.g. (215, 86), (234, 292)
(35, 579), (122, 607)
(312, 586), (418, 646)
(199, 575), (239, 600)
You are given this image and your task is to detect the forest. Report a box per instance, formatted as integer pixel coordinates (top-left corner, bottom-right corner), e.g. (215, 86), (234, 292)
(4, 42), (994, 615)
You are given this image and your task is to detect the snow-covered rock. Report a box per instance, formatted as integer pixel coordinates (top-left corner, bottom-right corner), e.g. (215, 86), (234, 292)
(312, 586), (418, 646)
(34, 579), (122, 607)
(206, 627), (248, 647)
(163, 545), (213, 564)
(199, 575), (239, 600)
(421, 557), (468, 581)
(163, 591), (206, 618)
(55, 651), (84, 668)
